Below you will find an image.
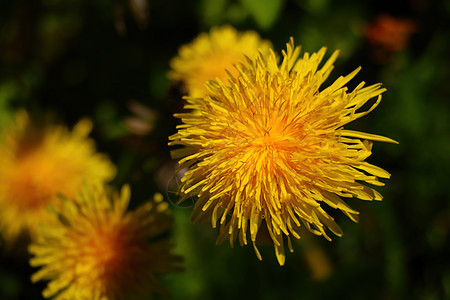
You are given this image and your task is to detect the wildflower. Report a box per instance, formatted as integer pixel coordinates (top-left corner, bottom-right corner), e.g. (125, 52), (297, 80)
(0, 111), (115, 243)
(29, 185), (181, 300)
(169, 25), (272, 98)
(169, 38), (397, 265)
(365, 14), (417, 61)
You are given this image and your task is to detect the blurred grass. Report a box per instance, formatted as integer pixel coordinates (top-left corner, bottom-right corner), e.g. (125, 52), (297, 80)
(1, 0), (449, 299)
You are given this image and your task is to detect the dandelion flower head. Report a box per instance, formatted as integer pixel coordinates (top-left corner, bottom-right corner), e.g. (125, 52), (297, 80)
(29, 185), (181, 300)
(169, 25), (272, 98)
(0, 111), (116, 243)
(169, 38), (397, 265)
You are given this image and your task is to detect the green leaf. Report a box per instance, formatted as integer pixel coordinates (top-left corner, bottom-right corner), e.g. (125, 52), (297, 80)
(200, 0), (228, 26)
(239, 0), (285, 29)
(295, 0), (330, 15)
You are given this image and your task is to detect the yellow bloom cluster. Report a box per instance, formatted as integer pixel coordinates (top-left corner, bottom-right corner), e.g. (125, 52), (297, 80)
(170, 37), (397, 265)
(0, 24), (396, 300)
(29, 185), (182, 300)
(0, 110), (180, 298)
(169, 25), (272, 98)
(0, 111), (115, 243)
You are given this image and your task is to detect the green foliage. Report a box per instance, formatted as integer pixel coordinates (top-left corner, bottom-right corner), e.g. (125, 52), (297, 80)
(200, 0), (229, 26)
(239, 0), (285, 29)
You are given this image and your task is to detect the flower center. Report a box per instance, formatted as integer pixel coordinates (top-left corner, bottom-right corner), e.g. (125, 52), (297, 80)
(85, 226), (129, 278)
(251, 122), (298, 153)
(7, 149), (81, 211)
(8, 155), (57, 210)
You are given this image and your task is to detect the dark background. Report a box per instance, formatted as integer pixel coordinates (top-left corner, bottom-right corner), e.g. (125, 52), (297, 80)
(0, 0), (449, 299)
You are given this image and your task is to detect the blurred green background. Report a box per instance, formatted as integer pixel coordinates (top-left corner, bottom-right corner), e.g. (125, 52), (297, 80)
(1, 0), (449, 299)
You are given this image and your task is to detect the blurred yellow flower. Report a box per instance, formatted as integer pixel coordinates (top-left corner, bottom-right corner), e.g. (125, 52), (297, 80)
(169, 38), (397, 265)
(169, 25), (272, 98)
(29, 185), (181, 300)
(0, 111), (115, 243)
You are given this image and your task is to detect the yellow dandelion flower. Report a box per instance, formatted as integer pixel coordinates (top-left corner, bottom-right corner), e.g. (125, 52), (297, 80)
(169, 38), (398, 266)
(0, 111), (115, 243)
(29, 185), (182, 300)
(169, 25), (272, 98)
